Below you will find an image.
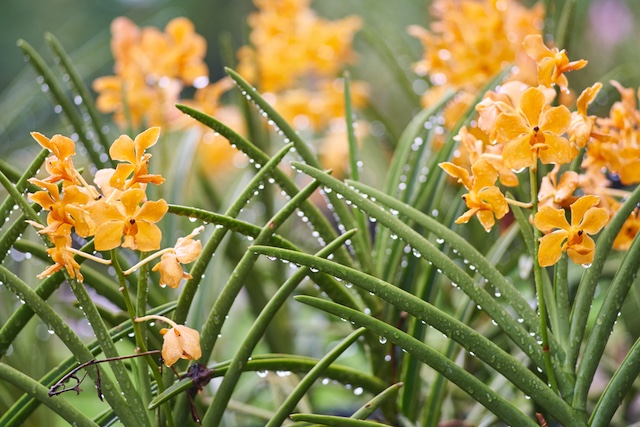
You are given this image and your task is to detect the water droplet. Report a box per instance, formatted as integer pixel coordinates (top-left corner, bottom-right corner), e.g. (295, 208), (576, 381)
(256, 370), (269, 378)
(379, 336), (387, 344)
(275, 370), (291, 377)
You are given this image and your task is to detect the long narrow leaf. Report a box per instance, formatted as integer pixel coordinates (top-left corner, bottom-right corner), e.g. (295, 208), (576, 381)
(295, 296), (539, 427)
(202, 229), (357, 426)
(0, 264), (140, 426)
(224, 68), (374, 275)
(292, 162), (558, 377)
(173, 142), (294, 323)
(149, 354), (386, 409)
(252, 246), (579, 426)
(0, 362), (99, 427)
(265, 327), (366, 427)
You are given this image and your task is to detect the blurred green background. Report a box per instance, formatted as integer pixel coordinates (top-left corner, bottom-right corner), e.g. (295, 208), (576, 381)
(2, 1), (640, 425)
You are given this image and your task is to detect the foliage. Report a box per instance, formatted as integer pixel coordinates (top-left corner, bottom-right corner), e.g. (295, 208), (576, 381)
(2, 1), (640, 426)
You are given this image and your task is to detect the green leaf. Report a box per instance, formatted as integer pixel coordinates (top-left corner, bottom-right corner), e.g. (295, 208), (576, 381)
(201, 229), (358, 426)
(292, 162), (555, 376)
(149, 354), (386, 410)
(45, 33), (113, 165)
(0, 264), (140, 426)
(265, 328), (366, 427)
(351, 382), (403, 421)
(568, 181), (640, 372)
(17, 39), (104, 167)
(172, 142), (294, 323)
(198, 177), (323, 363)
(573, 232), (640, 412)
(295, 296), (538, 427)
(224, 68), (374, 276)
(290, 413), (391, 427)
(252, 246), (580, 426)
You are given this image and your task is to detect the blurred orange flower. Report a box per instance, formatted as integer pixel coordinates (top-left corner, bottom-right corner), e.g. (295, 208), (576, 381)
(522, 34), (587, 92)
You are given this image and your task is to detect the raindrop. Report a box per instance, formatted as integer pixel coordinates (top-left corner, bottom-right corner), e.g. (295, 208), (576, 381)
(256, 370), (269, 378)
(379, 336), (387, 344)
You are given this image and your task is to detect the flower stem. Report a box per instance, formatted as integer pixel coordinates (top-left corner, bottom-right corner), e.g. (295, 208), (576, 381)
(530, 166), (559, 393)
(110, 250), (175, 427)
(65, 247), (112, 265)
(123, 248), (174, 275)
(505, 197), (533, 209)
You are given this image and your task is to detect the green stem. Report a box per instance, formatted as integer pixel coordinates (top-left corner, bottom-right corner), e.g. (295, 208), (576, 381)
(110, 250), (172, 427)
(530, 166), (559, 394)
(554, 253), (571, 356)
(573, 233), (640, 414)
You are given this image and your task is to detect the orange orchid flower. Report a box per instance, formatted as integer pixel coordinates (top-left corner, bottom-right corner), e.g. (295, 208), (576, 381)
(439, 159), (509, 232)
(36, 224), (84, 282)
(109, 127), (165, 191)
(29, 179), (94, 238)
(568, 82), (603, 148)
(537, 165), (578, 209)
(135, 315), (202, 367)
(522, 34), (587, 92)
(152, 226), (204, 288)
(31, 132), (78, 184)
(613, 208), (640, 251)
(92, 188), (168, 252)
(534, 195), (608, 266)
(495, 86), (574, 171)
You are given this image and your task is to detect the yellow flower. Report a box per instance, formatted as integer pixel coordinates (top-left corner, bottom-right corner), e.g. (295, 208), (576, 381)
(613, 207), (640, 251)
(91, 188), (167, 252)
(31, 132), (78, 184)
(534, 195), (608, 266)
(152, 227), (204, 288)
(439, 159), (509, 232)
(537, 165), (578, 209)
(135, 315), (202, 367)
(454, 126), (519, 187)
(237, 0), (361, 93)
(522, 34), (587, 92)
(160, 324), (202, 367)
(568, 82), (602, 148)
(36, 224), (84, 282)
(28, 179), (94, 237)
(109, 127), (165, 191)
(496, 86), (574, 170)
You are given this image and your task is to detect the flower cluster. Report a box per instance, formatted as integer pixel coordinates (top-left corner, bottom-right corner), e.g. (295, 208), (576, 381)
(410, 0), (543, 108)
(432, 2), (638, 268)
(237, 0), (367, 176)
(93, 17), (208, 130)
(94, 17), (244, 179)
(29, 127), (202, 285)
